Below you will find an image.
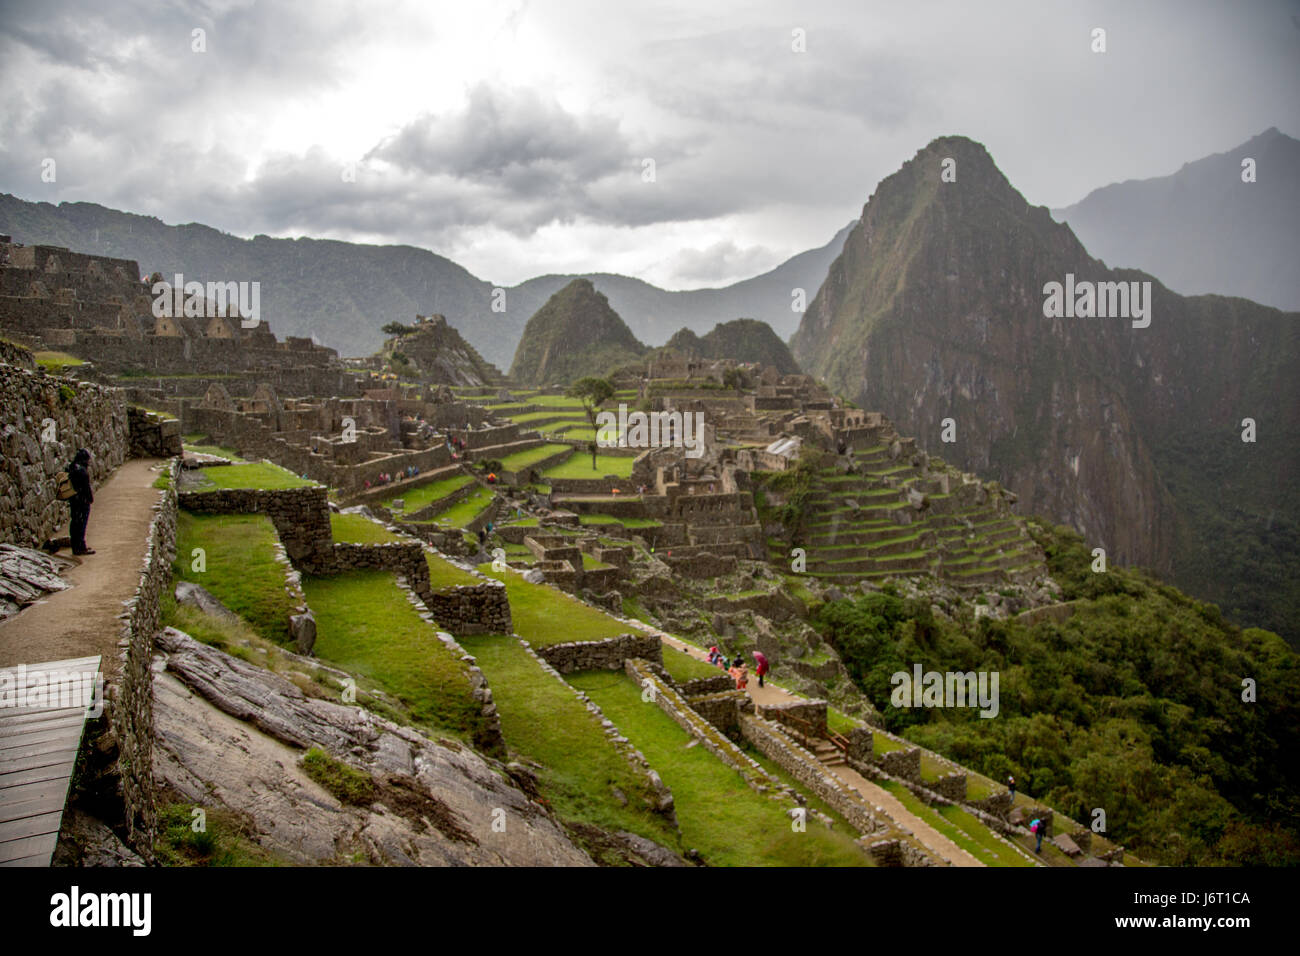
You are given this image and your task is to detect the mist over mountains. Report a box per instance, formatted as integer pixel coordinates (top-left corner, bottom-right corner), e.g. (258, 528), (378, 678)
(1053, 127), (1300, 312)
(0, 193), (850, 370)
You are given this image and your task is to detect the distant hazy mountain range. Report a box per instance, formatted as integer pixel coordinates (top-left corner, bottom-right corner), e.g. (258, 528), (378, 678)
(0, 192), (851, 370)
(1053, 127), (1300, 312)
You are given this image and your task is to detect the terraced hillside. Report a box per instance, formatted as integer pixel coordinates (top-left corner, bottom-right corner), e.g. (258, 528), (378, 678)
(766, 445), (1046, 588)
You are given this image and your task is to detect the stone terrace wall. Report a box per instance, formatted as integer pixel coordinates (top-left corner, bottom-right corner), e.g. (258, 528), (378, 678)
(0, 337), (36, 369)
(422, 582), (512, 636)
(109, 456), (179, 858)
(677, 673), (735, 696)
(536, 633), (662, 674)
(127, 406), (183, 459)
(178, 486), (333, 571)
(624, 658), (785, 796)
(739, 714), (887, 840)
(757, 699), (828, 736)
(0, 358), (129, 548)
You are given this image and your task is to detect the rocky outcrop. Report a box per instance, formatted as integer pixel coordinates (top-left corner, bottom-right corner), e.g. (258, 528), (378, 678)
(152, 627), (593, 866)
(0, 543), (71, 621)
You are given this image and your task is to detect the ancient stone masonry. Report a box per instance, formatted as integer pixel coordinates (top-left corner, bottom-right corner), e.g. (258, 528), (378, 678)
(392, 579), (505, 755)
(127, 406), (182, 459)
(108, 456), (180, 859)
(0, 240), (338, 378)
(676, 674), (735, 697)
(421, 582), (512, 636)
(178, 487), (334, 571)
(1, 348), (129, 548)
(520, 642), (678, 826)
(738, 713), (887, 840)
(624, 658), (787, 797)
(535, 633), (662, 675)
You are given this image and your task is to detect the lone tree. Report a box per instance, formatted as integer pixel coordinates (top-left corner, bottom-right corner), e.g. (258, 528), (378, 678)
(567, 376), (615, 470)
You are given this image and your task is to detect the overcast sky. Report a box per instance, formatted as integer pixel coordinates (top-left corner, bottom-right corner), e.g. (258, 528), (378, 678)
(1, 0), (1297, 288)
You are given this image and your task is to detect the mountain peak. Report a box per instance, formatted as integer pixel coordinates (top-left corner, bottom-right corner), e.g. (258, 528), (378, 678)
(508, 277), (646, 385)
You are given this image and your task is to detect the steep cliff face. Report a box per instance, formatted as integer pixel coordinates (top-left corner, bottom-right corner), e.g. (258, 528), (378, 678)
(792, 136), (1299, 641)
(509, 279), (646, 386)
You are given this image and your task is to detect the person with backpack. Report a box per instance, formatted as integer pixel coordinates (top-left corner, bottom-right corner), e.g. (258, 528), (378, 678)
(1031, 818), (1044, 854)
(66, 448), (95, 556)
(1007, 775), (1016, 800)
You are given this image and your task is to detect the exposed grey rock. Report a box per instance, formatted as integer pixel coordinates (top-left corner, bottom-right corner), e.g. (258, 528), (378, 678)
(152, 627), (593, 867)
(340, 504), (377, 520)
(289, 609), (317, 655)
(523, 569), (545, 584)
(174, 580), (239, 623)
(0, 543), (72, 620)
(52, 808), (146, 867)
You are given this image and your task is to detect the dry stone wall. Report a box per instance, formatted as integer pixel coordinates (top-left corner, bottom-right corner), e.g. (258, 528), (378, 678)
(109, 456), (179, 858)
(739, 714), (887, 839)
(536, 632), (662, 674)
(0, 354), (129, 548)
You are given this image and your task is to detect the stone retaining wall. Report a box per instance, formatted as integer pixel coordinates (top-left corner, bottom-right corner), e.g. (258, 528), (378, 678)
(677, 674), (735, 696)
(422, 581), (512, 636)
(625, 658), (784, 796)
(0, 358), (129, 548)
(127, 406), (183, 459)
(536, 633), (662, 674)
(520, 643), (677, 825)
(686, 690), (750, 736)
(178, 486), (334, 571)
(739, 714), (886, 839)
(109, 455), (180, 859)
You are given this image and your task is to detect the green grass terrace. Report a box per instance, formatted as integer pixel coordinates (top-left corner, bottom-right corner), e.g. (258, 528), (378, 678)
(541, 453), (636, 480)
(303, 570), (492, 750)
(382, 473), (474, 515)
(188, 462), (315, 491)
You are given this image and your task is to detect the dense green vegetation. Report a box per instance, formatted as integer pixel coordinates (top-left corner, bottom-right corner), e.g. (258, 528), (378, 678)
(508, 279), (646, 385)
(811, 520), (1300, 866)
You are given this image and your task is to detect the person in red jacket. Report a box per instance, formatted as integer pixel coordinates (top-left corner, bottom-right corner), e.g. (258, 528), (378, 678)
(752, 651), (770, 688)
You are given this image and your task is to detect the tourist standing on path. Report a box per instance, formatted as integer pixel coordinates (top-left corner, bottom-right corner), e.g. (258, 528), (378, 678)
(1031, 818), (1044, 854)
(1008, 775), (1015, 800)
(67, 448), (95, 556)
(752, 650), (769, 688)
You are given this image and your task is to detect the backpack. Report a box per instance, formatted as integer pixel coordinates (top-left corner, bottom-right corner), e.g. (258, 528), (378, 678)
(56, 469), (76, 500)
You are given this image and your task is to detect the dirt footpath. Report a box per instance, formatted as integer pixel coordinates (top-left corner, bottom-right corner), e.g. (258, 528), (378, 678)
(0, 458), (165, 672)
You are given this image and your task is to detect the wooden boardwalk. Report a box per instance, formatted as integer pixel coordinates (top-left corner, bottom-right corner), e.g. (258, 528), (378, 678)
(0, 656), (101, 866)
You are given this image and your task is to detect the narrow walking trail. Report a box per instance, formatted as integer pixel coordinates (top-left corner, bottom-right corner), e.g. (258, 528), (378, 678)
(648, 627), (984, 867)
(0, 459), (165, 673)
